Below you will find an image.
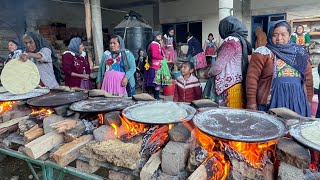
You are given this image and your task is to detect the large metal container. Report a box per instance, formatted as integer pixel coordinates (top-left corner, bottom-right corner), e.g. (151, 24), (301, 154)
(114, 11), (153, 58)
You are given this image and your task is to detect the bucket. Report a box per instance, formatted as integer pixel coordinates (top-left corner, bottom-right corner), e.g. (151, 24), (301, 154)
(163, 80), (175, 96)
(312, 94), (318, 116)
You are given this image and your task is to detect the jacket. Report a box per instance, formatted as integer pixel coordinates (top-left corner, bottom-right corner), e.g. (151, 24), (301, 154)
(149, 41), (164, 70)
(246, 46), (313, 108)
(186, 37), (203, 57)
(173, 75), (202, 103)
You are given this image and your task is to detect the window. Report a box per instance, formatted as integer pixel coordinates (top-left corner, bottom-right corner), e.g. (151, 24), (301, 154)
(162, 21), (202, 43)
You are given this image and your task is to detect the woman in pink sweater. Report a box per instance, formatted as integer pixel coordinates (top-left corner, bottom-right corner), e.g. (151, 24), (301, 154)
(144, 31), (172, 99)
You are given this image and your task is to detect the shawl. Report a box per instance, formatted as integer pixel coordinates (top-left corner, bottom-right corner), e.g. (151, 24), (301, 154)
(266, 20), (308, 79)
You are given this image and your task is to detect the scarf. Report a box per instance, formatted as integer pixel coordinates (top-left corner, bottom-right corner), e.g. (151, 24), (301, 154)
(26, 32), (62, 83)
(68, 37), (82, 56)
(219, 16), (252, 88)
(266, 20), (308, 79)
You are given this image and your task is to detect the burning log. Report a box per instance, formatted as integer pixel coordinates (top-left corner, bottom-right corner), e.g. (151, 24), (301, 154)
(24, 131), (64, 159)
(0, 101), (16, 115)
(23, 124), (44, 142)
(29, 108), (54, 122)
(141, 125), (170, 155)
(80, 139), (142, 170)
(187, 164), (207, 180)
(52, 135), (93, 167)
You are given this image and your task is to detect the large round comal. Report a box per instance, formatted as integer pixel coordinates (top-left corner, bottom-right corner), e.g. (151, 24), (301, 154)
(1, 59), (40, 94)
(193, 109), (287, 142)
(114, 17), (152, 58)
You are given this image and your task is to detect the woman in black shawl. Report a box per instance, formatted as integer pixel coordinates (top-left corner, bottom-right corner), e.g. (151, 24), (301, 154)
(203, 16), (252, 108)
(21, 32), (60, 88)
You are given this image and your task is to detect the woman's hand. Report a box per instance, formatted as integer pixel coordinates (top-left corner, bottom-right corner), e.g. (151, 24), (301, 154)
(20, 53), (29, 62)
(121, 77), (128, 87)
(82, 74), (90, 80)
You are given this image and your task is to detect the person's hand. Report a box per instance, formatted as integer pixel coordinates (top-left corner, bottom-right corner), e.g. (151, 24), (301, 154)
(20, 53), (29, 62)
(121, 77), (128, 87)
(82, 74), (90, 80)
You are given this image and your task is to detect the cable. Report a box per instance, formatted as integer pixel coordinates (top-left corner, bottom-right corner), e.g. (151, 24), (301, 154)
(48, 0), (128, 13)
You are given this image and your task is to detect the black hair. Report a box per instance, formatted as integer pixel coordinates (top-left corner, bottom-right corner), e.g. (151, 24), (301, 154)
(138, 48), (145, 55)
(185, 32), (193, 38)
(274, 21), (291, 34)
(208, 33), (213, 37)
(183, 61), (195, 70)
(296, 24), (304, 31)
(110, 35), (120, 44)
(168, 27), (174, 33)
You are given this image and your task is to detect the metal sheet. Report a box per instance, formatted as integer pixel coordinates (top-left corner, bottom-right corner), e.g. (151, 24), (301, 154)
(0, 88), (50, 101)
(290, 121), (320, 151)
(122, 101), (197, 124)
(27, 92), (88, 107)
(193, 109), (287, 142)
(69, 97), (135, 113)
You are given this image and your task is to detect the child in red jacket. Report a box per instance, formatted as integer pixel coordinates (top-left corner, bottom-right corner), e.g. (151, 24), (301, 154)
(174, 62), (202, 102)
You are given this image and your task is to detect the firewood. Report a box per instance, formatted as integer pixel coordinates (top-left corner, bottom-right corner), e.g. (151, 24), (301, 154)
(187, 164), (207, 180)
(64, 121), (86, 142)
(52, 135), (93, 167)
(51, 119), (79, 133)
(140, 150), (162, 180)
(24, 131), (64, 159)
(24, 125), (44, 142)
(0, 116), (29, 129)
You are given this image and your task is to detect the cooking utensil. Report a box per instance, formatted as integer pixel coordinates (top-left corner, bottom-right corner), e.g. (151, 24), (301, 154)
(27, 92), (88, 107)
(0, 88), (50, 101)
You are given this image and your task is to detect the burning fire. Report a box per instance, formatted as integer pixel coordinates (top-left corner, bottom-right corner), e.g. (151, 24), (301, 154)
(30, 108), (54, 120)
(98, 114), (104, 125)
(226, 140), (277, 169)
(0, 101), (16, 115)
(183, 120), (230, 180)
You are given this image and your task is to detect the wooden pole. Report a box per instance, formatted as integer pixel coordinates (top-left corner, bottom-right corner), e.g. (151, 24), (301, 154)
(91, 0), (104, 66)
(85, 0), (94, 67)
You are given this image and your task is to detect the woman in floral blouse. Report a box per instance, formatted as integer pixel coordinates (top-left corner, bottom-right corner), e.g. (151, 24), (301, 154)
(96, 35), (136, 97)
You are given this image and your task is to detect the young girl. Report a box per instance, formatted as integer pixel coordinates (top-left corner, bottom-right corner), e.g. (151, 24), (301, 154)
(145, 31), (172, 100)
(173, 62), (202, 103)
(163, 27), (177, 62)
(203, 33), (217, 63)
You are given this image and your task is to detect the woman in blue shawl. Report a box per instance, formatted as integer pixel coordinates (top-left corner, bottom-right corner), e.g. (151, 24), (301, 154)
(246, 20), (313, 117)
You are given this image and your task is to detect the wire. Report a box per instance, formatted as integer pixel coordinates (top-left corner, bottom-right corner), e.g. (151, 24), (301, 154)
(48, 0), (128, 13)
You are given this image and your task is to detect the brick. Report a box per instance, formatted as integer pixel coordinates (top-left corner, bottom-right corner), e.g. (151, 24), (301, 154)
(168, 123), (191, 142)
(93, 125), (114, 141)
(104, 111), (121, 126)
(43, 115), (64, 134)
(277, 162), (304, 180)
(108, 170), (133, 180)
(276, 138), (311, 169)
(161, 141), (190, 176)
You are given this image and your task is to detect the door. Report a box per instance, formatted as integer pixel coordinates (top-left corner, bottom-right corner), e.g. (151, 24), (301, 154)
(267, 14), (286, 33)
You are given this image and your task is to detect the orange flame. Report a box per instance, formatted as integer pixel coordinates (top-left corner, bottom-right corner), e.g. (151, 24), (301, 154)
(0, 101), (16, 115)
(182, 120), (230, 180)
(31, 108), (54, 115)
(110, 123), (118, 135)
(168, 124), (174, 130)
(98, 114), (104, 125)
(227, 140), (277, 169)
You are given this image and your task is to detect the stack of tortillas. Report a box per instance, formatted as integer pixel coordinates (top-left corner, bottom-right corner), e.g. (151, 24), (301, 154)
(1, 59), (40, 94)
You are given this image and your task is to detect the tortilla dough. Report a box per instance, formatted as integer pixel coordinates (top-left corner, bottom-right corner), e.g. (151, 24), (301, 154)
(301, 124), (320, 145)
(131, 102), (188, 123)
(1, 59), (40, 94)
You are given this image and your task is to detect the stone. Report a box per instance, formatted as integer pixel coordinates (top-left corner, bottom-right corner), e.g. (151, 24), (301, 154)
(76, 160), (100, 174)
(168, 123), (191, 143)
(108, 170), (133, 180)
(88, 89), (112, 97)
(276, 137), (311, 169)
(10, 176), (19, 180)
(53, 105), (70, 117)
(157, 170), (189, 180)
(161, 141), (190, 176)
(190, 99), (218, 109)
(104, 111), (121, 126)
(140, 150), (162, 180)
(278, 162), (304, 180)
(80, 139), (142, 170)
(132, 93), (155, 101)
(43, 115), (65, 134)
(93, 125), (114, 141)
(304, 169), (320, 180)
